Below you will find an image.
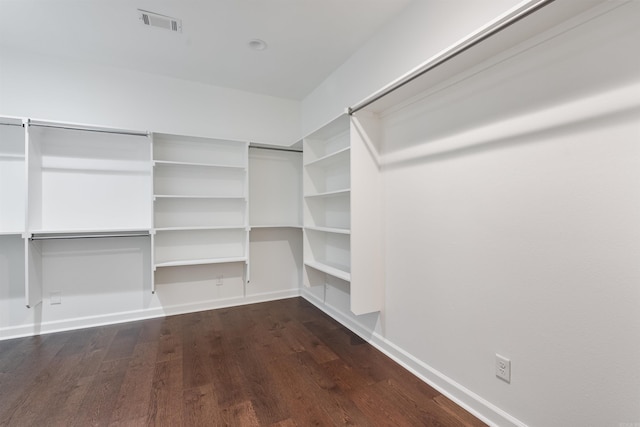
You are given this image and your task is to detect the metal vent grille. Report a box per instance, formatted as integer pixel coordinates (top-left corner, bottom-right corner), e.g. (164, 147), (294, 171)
(138, 10), (182, 33)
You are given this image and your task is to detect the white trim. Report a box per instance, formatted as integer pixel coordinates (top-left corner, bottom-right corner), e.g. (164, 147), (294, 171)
(300, 289), (527, 427)
(0, 289), (299, 341)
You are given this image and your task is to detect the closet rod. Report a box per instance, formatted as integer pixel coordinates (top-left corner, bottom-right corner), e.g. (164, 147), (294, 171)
(30, 232), (150, 241)
(249, 144), (302, 153)
(28, 121), (148, 137)
(348, 0), (554, 115)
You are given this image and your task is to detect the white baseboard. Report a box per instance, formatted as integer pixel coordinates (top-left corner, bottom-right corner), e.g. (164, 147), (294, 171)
(0, 289), (300, 341)
(300, 289), (527, 427)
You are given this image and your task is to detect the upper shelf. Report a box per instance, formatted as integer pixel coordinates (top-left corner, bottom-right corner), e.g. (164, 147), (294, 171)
(304, 189), (350, 199)
(153, 133), (247, 168)
(304, 146), (350, 168)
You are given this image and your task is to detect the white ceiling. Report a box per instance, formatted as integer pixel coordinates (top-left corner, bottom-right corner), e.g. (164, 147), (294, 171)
(0, 0), (413, 100)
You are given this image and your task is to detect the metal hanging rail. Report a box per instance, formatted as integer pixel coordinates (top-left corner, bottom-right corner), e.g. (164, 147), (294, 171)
(28, 120), (149, 137)
(30, 231), (150, 241)
(348, 0), (555, 115)
(249, 143), (302, 153)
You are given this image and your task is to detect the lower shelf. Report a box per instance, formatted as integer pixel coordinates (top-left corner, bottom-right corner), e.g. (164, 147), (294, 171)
(154, 256), (247, 269)
(304, 260), (351, 282)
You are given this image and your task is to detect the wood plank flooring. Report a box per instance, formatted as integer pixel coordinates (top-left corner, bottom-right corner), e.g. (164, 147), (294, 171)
(0, 297), (487, 426)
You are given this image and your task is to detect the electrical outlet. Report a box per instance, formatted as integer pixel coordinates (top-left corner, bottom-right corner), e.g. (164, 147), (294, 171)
(50, 291), (62, 305)
(215, 275), (223, 286)
(496, 354), (511, 383)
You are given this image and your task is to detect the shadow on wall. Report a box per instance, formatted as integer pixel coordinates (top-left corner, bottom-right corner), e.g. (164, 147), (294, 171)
(382, 98), (640, 172)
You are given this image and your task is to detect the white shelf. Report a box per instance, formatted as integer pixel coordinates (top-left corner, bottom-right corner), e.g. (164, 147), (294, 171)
(304, 226), (350, 235)
(251, 224), (303, 229)
(153, 133), (247, 168)
(0, 153), (25, 160)
(155, 226), (247, 232)
(304, 146), (350, 168)
(28, 227), (151, 235)
(154, 195), (247, 200)
(304, 189), (350, 199)
(155, 256), (247, 269)
(304, 260), (351, 282)
(0, 231), (24, 236)
(153, 160), (246, 170)
(154, 197), (246, 229)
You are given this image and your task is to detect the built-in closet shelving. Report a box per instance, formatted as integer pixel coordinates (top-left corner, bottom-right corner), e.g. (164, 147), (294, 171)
(302, 113), (383, 315)
(27, 122), (152, 234)
(151, 133), (249, 290)
(0, 119), (153, 309)
(303, 115), (351, 286)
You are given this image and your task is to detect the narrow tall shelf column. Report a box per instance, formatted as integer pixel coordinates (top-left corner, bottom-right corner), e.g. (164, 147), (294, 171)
(302, 113), (384, 315)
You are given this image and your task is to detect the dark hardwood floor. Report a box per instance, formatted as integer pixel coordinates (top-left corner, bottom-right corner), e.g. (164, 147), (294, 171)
(0, 297), (486, 426)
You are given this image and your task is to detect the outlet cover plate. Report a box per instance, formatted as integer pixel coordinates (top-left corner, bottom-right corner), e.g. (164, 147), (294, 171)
(496, 354), (511, 383)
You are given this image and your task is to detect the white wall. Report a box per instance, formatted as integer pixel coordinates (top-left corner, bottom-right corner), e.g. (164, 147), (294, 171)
(0, 46), (303, 339)
(0, 47), (300, 145)
(303, 1), (640, 426)
(300, 0), (521, 136)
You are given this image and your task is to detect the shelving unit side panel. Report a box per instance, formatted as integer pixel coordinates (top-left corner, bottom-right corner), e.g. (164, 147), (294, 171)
(350, 114), (384, 315)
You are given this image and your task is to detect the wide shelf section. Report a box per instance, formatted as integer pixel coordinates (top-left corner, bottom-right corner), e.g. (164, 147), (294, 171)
(153, 133), (246, 166)
(154, 197), (246, 229)
(155, 256), (247, 269)
(153, 228), (248, 268)
(155, 226), (247, 232)
(153, 160), (246, 170)
(251, 225), (302, 229)
(154, 164), (246, 199)
(28, 230), (150, 242)
(27, 124), (152, 232)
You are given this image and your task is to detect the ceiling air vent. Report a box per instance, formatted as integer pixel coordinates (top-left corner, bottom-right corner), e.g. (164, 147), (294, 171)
(138, 10), (182, 33)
